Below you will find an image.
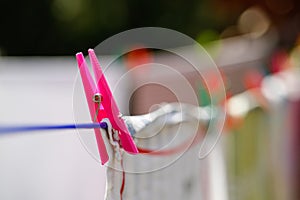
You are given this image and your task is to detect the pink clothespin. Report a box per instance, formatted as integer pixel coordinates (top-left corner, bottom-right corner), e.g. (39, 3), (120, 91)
(76, 49), (138, 164)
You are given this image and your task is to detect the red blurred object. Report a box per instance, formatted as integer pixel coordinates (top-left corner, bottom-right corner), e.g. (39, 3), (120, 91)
(270, 50), (290, 73)
(244, 69), (264, 89)
(125, 47), (152, 70)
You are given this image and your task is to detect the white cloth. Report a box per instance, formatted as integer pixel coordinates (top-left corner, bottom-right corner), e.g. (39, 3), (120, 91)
(104, 103), (228, 200)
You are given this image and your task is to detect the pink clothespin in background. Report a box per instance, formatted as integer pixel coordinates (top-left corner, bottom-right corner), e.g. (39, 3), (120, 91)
(76, 49), (138, 164)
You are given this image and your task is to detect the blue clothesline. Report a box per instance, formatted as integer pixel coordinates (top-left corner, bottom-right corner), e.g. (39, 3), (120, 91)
(0, 122), (108, 135)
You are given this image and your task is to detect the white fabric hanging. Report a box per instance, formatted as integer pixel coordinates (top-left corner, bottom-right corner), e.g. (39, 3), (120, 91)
(102, 103), (228, 200)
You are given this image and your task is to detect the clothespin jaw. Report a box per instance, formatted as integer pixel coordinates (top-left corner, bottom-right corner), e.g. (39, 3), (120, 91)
(76, 49), (138, 164)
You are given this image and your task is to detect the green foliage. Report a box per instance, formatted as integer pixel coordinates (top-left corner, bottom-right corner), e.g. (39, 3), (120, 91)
(0, 0), (242, 55)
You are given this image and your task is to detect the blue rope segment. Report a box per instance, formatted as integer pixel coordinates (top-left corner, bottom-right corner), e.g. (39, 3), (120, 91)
(0, 122), (108, 135)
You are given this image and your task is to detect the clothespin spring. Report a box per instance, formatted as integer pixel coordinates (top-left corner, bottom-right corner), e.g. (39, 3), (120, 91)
(93, 93), (102, 122)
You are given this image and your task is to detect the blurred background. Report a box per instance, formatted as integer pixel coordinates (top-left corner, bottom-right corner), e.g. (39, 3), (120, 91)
(1, 0), (300, 200)
(1, 0), (300, 56)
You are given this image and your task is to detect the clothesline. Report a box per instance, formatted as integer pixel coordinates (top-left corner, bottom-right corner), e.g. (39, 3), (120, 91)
(0, 122), (107, 135)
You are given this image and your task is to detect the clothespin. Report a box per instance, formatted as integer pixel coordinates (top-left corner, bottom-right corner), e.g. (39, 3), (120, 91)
(76, 49), (138, 164)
